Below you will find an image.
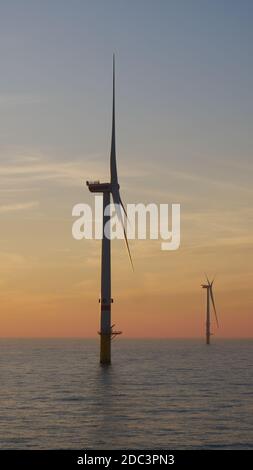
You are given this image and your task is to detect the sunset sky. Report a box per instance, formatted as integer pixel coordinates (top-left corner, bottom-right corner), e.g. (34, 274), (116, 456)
(0, 0), (252, 337)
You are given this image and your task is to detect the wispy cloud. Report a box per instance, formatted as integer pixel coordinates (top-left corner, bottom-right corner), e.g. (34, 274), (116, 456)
(0, 156), (107, 187)
(0, 201), (39, 213)
(0, 93), (43, 106)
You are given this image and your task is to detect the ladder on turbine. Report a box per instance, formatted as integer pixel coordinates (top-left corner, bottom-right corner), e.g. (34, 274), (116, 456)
(98, 297), (122, 339)
(97, 325), (122, 340)
(110, 324), (122, 340)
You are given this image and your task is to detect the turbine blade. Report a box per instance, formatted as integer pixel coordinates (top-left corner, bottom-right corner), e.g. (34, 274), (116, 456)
(112, 189), (134, 270)
(109, 56), (133, 270)
(110, 54), (118, 186)
(119, 193), (131, 225)
(210, 286), (219, 328)
(123, 224), (134, 271)
(205, 273), (211, 285)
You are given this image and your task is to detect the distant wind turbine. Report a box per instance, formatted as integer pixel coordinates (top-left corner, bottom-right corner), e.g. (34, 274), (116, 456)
(86, 55), (133, 364)
(201, 275), (219, 345)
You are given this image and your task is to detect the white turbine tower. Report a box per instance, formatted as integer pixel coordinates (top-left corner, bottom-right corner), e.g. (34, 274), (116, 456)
(201, 275), (219, 345)
(86, 56), (133, 364)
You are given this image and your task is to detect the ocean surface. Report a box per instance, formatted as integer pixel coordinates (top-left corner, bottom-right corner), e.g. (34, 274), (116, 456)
(0, 339), (252, 450)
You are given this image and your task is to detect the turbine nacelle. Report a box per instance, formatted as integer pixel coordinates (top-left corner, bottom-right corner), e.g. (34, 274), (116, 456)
(86, 181), (120, 193)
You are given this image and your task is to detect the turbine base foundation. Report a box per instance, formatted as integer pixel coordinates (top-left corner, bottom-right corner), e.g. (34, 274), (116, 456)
(100, 334), (111, 364)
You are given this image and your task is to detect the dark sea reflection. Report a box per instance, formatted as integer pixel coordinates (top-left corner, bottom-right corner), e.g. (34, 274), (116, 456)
(0, 339), (252, 449)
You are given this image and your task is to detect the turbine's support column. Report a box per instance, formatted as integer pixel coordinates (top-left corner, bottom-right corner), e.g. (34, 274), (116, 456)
(206, 288), (210, 345)
(100, 191), (111, 364)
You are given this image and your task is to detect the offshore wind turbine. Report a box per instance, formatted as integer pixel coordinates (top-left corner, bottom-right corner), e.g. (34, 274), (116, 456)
(201, 275), (219, 345)
(86, 56), (133, 364)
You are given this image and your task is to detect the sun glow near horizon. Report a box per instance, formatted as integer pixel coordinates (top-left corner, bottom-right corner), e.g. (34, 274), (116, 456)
(0, 0), (253, 338)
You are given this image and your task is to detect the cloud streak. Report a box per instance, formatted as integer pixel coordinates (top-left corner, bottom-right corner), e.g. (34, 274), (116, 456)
(0, 201), (39, 213)
(0, 93), (43, 106)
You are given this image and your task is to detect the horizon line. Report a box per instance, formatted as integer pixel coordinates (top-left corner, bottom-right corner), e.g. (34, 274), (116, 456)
(0, 336), (252, 340)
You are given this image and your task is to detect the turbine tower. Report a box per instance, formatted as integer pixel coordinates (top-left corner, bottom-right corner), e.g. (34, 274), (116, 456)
(201, 275), (219, 345)
(86, 56), (133, 364)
